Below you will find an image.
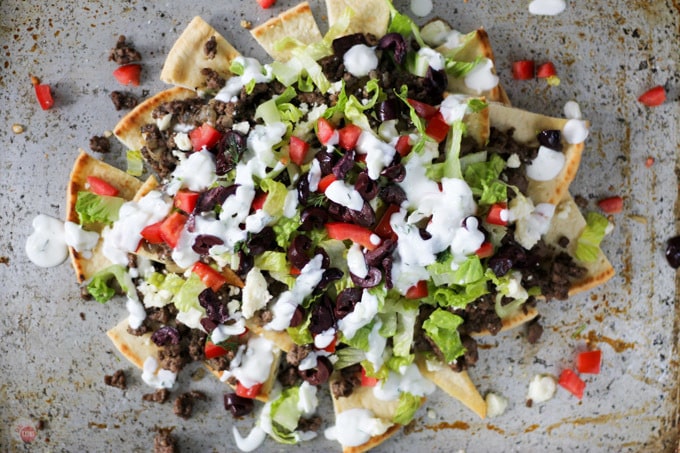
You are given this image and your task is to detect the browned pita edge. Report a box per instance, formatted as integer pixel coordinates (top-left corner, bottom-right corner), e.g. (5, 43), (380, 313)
(251, 2), (323, 62)
(325, 0), (391, 39)
(113, 86), (197, 151)
(107, 317), (159, 370)
(205, 344), (282, 403)
(414, 355), (486, 419)
(160, 16), (240, 91)
(471, 306), (540, 338)
(547, 194), (615, 295)
(329, 371), (416, 453)
(66, 150), (143, 282)
(439, 28), (506, 104)
(488, 102), (586, 205)
(246, 319), (296, 353)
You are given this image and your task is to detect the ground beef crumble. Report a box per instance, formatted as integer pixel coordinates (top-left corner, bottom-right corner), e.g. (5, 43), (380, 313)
(173, 391), (207, 419)
(109, 35), (142, 65)
(143, 388), (170, 404)
(110, 91), (138, 111)
(104, 369), (126, 390)
(204, 36), (217, 59)
(153, 427), (178, 453)
(89, 135), (110, 153)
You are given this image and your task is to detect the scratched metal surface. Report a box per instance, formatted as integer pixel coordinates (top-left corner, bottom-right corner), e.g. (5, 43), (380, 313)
(0, 0), (678, 451)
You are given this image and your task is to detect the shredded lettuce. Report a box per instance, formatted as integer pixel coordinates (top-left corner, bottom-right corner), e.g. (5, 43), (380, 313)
(386, 1), (425, 48)
(463, 153), (507, 205)
(445, 57), (482, 78)
(426, 120), (465, 181)
(254, 251), (296, 288)
(260, 179), (288, 218)
(334, 347), (367, 370)
(86, 264), (135, 303)
(229, 59), (245, 76)
(269, 387), (302, 444)
(427, 253), (485, 287)
(322, 81), (348, 119)
(287, 313), (314, 345)
(273, 213), (302, 249)
(126, 150), (144, 176)
(75, 191), (124, 225)
(255, 98), (281, 125)
(422, 308), (465, 363)
(393, 392), (422, 425)
(173, 273), (206, 312)
(341, 322), (374, 352)
(394, 85), (428, 154)
(575, 212), (609, 262)
(467, 98), (488, 113)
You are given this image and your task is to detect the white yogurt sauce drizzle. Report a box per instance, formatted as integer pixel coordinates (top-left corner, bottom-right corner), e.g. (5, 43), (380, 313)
(528, 0), (567, 16)
(26, 214), (68, 267)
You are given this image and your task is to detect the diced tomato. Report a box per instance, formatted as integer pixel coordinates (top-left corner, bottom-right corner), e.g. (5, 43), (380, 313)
(325, 222), (380, 251)
(316, 117), (336, 145)
(395, 135), (413, 157)
(486, 202), (508, 226)
(288, 135), (310, 166)
(536, 62), (557, 78)
(597, 196), (623, 214)
(86, 176), (119, 196)
(321, 335), (337, 353)
(190, 123), (223, 151)
(338, 124), (362, 151)
(360, 367), (379, 387)
(475, 241), (494, 258)
(205, 340), (230, 359)
(159, 212), (187, 249)
(192, 262), (228, 292)
(374, 204), (400, 239)
(425, 112), (450, 143)
(112, 63), (141, 86)
(290, 266), (301, 276)
(256, 0), (276, 8)
(405, 280), (428, 299)
(512, 60), (535, 80)
(407, 98), (438, 119)
(645, 157), (655, 168)
(638, 85), (666, 107)
(140, 220), (164, 244)
(576, 350), (602, 374)
(558, 369), (586, 399)
(236, 382), (263, 399)
(174, 190), (200, 214)
(317, 174), (338, 193)
(252, 191), (267, 211)
(34, 84), (54, 110)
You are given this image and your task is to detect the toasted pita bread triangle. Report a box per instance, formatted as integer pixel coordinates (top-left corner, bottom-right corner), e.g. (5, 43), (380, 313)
(65, 150), (143, 282)
(414, 355), (486, 419)
(325, 0), (391, 38)
(160, 16), (240, 91)
(547, 195), (615, 295)
(113, 86), (197, 151)
(329, 371), (412, 453)
(489, 102), (586, 205)
(439, 28), (506, 104)
(251, 2), (323, 62)
(107, 317), (160, 369)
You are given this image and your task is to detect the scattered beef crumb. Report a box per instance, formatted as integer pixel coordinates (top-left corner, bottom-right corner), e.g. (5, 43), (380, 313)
(173, 391), (207, 419)
(574, 194), (589, 209)
(526, 317), (544, 344)
(277, 364), (300, 387)
(36, 419), (46, 430)
(258, 309), (274, 324)
(79, 312), (86, 321)
(80, 286), (92, 300)
(330, 364), (362, 398)
(204, 36), (217, 59)
(526, 399), (533, 408)
(557, 235), (570, 248)
(111, 91), (139, 111)
(201, 67), (226, 90)
(104, 369), (127, 390)
(297, 415), (322, 433)
(89, 135), (110, 153)
(153, 427), (178, 453)
(109, 35), (142, 65)
(286, 344), (312, 367)
(143, 388), (170, 404)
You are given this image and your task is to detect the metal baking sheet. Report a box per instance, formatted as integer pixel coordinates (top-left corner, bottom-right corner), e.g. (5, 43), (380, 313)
(1, 0), (678, 451)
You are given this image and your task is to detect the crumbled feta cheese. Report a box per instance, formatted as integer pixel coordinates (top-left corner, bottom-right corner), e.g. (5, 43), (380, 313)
(485, 392), (508, 417)
(241, 267), (272, 319)
(525, 146), (565, 181)
(527, 374), (557, 403)
(528, 0), (567, 16)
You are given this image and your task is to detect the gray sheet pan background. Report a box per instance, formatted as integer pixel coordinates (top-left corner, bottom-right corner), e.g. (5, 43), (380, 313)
(0, 0), (678, 451)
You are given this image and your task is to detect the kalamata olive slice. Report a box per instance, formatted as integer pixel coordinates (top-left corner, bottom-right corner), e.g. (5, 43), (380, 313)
(246, 226), (276, 255)
(665, 236), (680, 268)
(236, 250), (254, 275)
(379, 184), (407, 205)
(297, 174), (311, 205)
(318, 267), (343, 290)
(192, 234), (224, 255)
(309, 294), (335, 334)
(288, 235), (313, 269)
(381, 163), (406, 182)
(224, 393), (254, 417)
(315, 150), (336, 175)
(378, 33), (407, 64)
(382, 256), (393, 290)
(151, 326), (180, 346)
(355, 172), (379, 200)
(377, 99), (401, 121)
(299, 207), (329, 231)
(350, 267), (382, 288)
(537, 129), (562, 151)
(425, 67), (448, 97)
(216, 130), (247, 175)
(195, 185), (238, 213)
(334, 287), (363, 320)
(199, 288), (230, 323)
(348, 202), (376, 227)
(299, 356), (333, 386)
(332, 150), (355, 179)
(289, 305), (306, 328)
(488, 242), (527, 277)
(200, 318), (218, 334)
(364, 238), (396, 267)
